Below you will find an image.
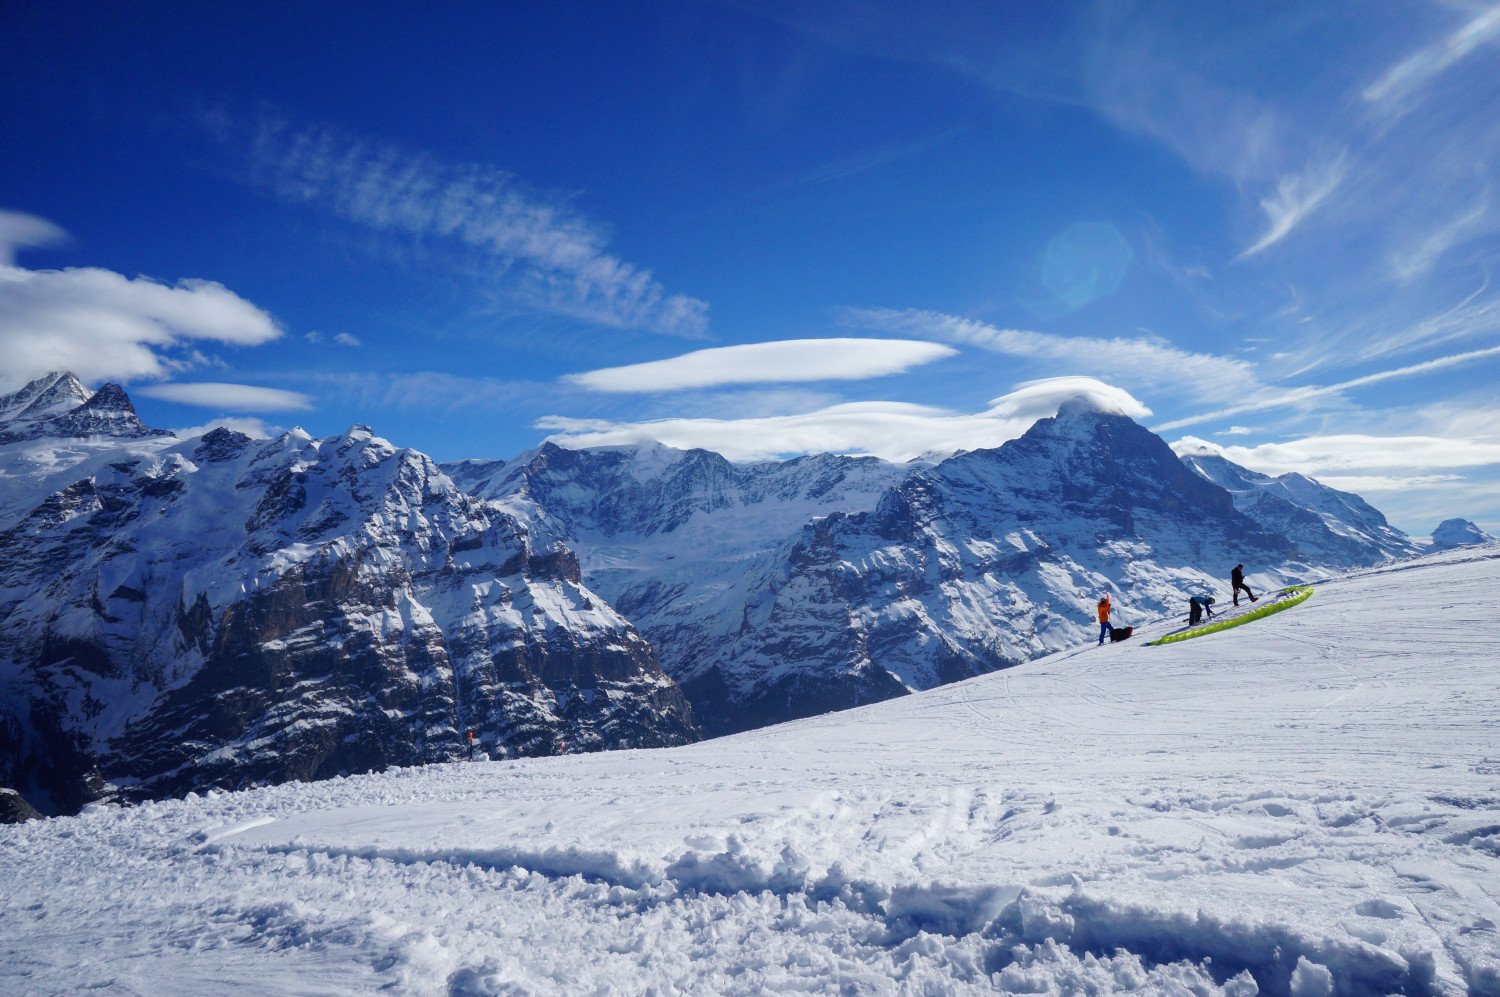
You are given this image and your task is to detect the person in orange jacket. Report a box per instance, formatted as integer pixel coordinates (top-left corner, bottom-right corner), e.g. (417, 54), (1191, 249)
(1096, 594), (1114, 645)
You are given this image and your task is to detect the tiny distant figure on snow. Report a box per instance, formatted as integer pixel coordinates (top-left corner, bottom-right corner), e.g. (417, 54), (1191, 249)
(1096, 594), (1114, 645)
(467, 729), (475, 760)
(1231, 564), (1258, 606)
(1188, 594), (1216, 626)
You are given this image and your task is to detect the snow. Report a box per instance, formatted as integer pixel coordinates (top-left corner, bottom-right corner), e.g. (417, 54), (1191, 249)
(3, 545), (1499, 994)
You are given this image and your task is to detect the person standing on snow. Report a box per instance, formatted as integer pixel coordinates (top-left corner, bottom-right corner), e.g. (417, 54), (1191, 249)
(1096, 594), (1114, 645)
(1231, 564), (1258, 606)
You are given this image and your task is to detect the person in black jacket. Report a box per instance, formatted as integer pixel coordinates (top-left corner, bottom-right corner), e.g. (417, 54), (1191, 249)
(1231, 564), (1258, 606)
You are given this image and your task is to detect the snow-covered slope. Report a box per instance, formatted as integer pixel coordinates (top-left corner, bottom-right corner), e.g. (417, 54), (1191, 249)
(0, 382), (696, 814)
(1179, 448), (1419, 565)
(3, 544), (1496, 994)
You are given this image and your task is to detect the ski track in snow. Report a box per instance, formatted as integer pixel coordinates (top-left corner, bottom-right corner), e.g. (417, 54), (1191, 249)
(3, 547), (1499, 995)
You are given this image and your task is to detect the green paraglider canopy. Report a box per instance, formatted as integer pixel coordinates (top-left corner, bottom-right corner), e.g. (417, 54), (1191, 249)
(1147, 586), (1315, 646)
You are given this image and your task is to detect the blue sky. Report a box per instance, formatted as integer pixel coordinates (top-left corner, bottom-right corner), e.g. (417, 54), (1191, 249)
(2, 1), (1498, 533)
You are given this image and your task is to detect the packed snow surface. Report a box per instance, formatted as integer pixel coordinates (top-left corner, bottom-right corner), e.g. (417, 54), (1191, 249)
(3, 546), (1498, 995)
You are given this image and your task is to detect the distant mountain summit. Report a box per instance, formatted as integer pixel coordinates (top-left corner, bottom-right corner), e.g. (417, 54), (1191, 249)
(1178, 448), (1418, 566)
(1428, 518), (1495, 551)
(0, 371), (172, 445)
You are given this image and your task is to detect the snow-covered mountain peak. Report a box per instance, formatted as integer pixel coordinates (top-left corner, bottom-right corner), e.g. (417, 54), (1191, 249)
(192, 427), (252, 463)
(0, 371), (92, 422)
(1430, 517), (1494, 551)
(0, 374), (171, 449)
(1178, 450), (1417, 566)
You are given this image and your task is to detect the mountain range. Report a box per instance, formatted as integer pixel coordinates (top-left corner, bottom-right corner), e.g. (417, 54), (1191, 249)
(1, 373), (1490, 815)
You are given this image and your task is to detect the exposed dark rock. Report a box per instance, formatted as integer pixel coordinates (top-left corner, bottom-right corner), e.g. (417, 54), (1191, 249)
(0, 787), (42, 823)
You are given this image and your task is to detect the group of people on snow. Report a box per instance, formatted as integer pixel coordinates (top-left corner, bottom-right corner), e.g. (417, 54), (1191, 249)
(1094, 563), (1259, 645)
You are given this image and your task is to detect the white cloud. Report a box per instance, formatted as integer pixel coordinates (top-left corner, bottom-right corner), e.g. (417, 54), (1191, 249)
(537, 376), (1148, 462)
(1169, 435), (1221, 458)
(172, 416), (282, 440)
(1237, 154), (1348, 258)
(234, 118), (708, 338)
(307, 371), (550, 414)
(985, 376), (1150, 421)
(333, 332), (362, 347)
(1387, 193), (1491, 282)
(1362, 3), (1500, 110)
(1220, 425), (1254, 436)
(1357, 283), (1500, 361)
(1184, 434), (1500, 477)
(843, 307), (1260, 403)
(1313, 473), (1465, 493)
(1155, 343), (1500, 432)
(0, 217), (282, 389)
(136, 382), (313, 412)
(0, 209), (69, 265)
(564, 338), (957, 393)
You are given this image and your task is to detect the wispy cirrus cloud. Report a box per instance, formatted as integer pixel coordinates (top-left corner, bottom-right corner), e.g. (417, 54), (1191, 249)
(565, 338), (957, 393)
(219, 115), (708, 338)
(1155, 343), (1500, 432)
(0, 210), (282, 390)
(1388, 192), (1491, 282)
(842, 306), (1262, 403)
(299, 370), (556, 415)
(538, 375), (1147, 462)
(1362, 3), (1500, 112)
(1237, 153), (1348, 259)
(136, 382), (313, 411)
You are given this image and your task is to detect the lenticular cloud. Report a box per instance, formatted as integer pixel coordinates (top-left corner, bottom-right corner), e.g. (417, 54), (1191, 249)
(986, 377), (1152, 421)
(0, 210), (282, 388)
(565, 338), (958, 393)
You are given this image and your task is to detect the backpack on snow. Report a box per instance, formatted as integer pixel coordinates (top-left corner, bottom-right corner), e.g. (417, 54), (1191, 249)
(1110, 626), (1134, 642)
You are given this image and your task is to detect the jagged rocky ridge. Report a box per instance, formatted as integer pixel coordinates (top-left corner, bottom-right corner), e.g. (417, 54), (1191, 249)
(0, 371), (170, 446)
(1178, 448), (1419, 565)
(0, 374), (695, 814)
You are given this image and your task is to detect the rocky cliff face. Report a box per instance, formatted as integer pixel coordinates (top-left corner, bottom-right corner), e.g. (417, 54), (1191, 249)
(0, 383), (696, 814)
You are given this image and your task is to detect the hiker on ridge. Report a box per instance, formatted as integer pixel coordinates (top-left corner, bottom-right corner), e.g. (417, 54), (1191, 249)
(1096, 594), (1114, 645)
(1231, 564), (1258, 607)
